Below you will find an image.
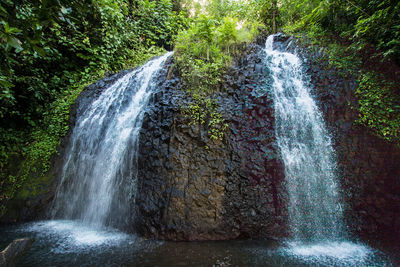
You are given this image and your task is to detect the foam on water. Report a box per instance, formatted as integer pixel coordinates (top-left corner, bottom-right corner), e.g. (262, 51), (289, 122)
(20, 220), (133, 253)
(0, 222), (395, 266)
(259, 241), (393, 267)
(286, 241), (370, 259)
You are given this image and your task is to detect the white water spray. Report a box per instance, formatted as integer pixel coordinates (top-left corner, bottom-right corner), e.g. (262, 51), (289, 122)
(265, 35), (343, 241)
(51, 52), (173, 229)
(265, 35), (371, 263)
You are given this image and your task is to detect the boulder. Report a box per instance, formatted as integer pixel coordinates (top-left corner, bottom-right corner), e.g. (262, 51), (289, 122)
(0, 237), (34, 266)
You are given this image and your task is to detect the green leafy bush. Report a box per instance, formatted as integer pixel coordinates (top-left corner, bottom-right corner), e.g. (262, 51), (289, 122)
(356, 72), (400, 144)
(175, 1), (265, 95)
(182, 94), (228, 140)
(280, 0), (400, 64)
(174, 8), (263, 141)
(175, 15), (229, 95)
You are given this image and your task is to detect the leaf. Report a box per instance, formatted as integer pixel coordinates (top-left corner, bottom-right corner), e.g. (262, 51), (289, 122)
(6, 36), (23, 51)
(0, 77), (14, 88)
(33, 45), (45, 56)
(60, 6), (72, 15)
(4, 24), (22, 34)
(0, 4), (7, 14)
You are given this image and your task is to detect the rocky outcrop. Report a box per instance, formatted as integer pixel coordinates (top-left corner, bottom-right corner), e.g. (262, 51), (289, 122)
(135, 44), (287, 240)
(0, 237), (34, 266)
(135, 35), (400, 241)
(2, 35), (398, 243)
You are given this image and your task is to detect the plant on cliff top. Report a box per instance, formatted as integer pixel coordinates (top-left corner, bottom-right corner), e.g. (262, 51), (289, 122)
(174, 1), (265, 141)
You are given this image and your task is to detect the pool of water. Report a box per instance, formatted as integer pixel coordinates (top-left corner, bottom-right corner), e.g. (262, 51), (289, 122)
(0, 220), (398, 266)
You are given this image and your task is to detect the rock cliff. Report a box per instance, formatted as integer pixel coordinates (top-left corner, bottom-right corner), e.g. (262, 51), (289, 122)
(135, 43), (287, 240)
(2, 36), (399, 243)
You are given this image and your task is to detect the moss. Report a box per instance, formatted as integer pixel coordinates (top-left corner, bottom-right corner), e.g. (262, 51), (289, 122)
(181, 94), (228, 141)
(356, 72), (400, 145)
(16, 172), (54, 200)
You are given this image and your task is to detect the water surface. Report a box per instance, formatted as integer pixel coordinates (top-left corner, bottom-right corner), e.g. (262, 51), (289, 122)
(0, 221), (397, 266)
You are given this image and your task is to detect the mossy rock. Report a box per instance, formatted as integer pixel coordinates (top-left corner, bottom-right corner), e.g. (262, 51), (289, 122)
(1, 162), (56, 223)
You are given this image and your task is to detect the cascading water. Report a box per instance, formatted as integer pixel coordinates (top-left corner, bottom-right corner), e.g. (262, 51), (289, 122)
(264, 35), (343, 242)
(0, 43), (395, 267)
(264, 35), (373, 263)
(51, 52), (173, 230)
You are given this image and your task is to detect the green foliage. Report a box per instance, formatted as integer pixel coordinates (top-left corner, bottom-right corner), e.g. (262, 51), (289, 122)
(352, 1), (400, 61)
(175, 15), (231, 92)
(133, 0), (189, 47)
(174, 0), (266, 141)
(175, 17), (230, 140)
(218, 17), (238, 52)
(204, 0), (277, 27)
(356, 72), (400, 144)
(0, 0), (184, 125)
(175, 18), (229, 95)
(280, 0), (400, 63)
(183, 94), (228, 140)
(175, 1), (265, 83)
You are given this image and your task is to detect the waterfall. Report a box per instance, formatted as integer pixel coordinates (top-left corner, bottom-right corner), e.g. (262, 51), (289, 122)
(264, 35), (344, 242)
(51, 52), (173, 229)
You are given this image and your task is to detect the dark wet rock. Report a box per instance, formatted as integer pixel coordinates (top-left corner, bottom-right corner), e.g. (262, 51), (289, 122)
(0, 237), (34, 266)
(135, 44), (287, 241)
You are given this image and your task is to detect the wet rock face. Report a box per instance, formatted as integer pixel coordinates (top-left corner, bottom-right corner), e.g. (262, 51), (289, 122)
(281, 36), (400, 241)
(136, 37), (400, 241)
(0, 237), (34, 266)
(5, 36), (398, 242)
(135, 44), (287, 241)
